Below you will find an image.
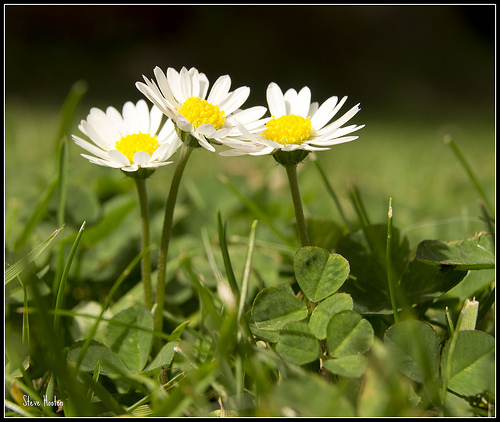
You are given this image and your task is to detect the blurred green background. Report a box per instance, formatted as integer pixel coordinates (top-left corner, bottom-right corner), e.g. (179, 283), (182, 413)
(5, 5), (495, 252)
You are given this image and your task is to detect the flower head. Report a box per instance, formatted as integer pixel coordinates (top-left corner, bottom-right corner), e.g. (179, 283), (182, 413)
(219, 82), (364, 159)
(72, 100), (182, 173)
(136, 66), (267, 152)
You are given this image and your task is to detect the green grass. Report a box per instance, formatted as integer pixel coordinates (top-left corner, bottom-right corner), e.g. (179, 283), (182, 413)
(4, 93), (495, 417)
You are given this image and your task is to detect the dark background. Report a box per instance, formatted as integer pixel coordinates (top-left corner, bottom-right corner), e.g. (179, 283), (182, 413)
(5, 5), (495, 123)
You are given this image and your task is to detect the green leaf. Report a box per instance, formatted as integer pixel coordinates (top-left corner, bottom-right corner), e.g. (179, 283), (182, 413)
(336, 224), (410, 313)
(294, 246), (350, 302)
(322, 355), (369, 378)
(308, 293), (353, 340)
(276, 321), (321, 365)
(143, 341), (179, 374)
(61, 199), (136, 248)
(441, 330), (495, 397)
(416, 232), (494, 270)
(267, 374), (355, 416)
(305, 217), (347, 250)
(67, 340), (130, 374)
(326, 310), (374, 358)
(251, 287), (308, 331)
(14, 176), (58, 252)
(398, 259), (468, 305)
(5, 226), (63, 285)
(383, 319), (440, 383)
(105, 304), (154, 373)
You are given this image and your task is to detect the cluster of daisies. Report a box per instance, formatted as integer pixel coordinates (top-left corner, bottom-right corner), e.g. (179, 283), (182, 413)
(72, 66), (364, 173)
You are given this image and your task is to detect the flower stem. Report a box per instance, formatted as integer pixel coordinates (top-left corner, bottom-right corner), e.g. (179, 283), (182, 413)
(285, 164), (310, 247)
(154, 142), (194, 348)
(134, 176), (153, 310)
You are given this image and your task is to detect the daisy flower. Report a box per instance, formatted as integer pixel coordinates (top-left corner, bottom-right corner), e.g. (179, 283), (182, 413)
(72, 99), (182, 173)
(219, 82), (364, 159)
(135, 66), (267, 152)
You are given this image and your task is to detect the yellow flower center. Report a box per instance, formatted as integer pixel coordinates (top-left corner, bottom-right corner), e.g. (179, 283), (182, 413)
(115, 133), (160, 163)
(178, 97), (226, 130)
(263, 114), (313, 145)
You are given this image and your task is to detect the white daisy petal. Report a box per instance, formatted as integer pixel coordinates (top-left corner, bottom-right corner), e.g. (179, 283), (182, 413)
(151, 142), (170, 161)
(136, 99), (150, 134)
(188, 67), (201, 97)
(122, 101), (140, 134)
(121, 164), (139, 172)
(324, 104), (361, 133)
(81, 154), (122, 168)
(198, 72), (210, 100)
(157, 118), (176, 142)
(217, 86), (250, 115)
(133, 151), (151, 166)
(179, 66), (192, 99)
(283, 88), (298, 115)
(228, 106), (267, 125)
(167, 67), (184, 102)
(207, 75), (231, 104)
(197, 124), (216, 137)
(87, 108), (121, 146)
(309, 135), (360, 146)
(149, 105), (163, 135)
(267, 82), (286, 117)
(296, 86), (312, 118)
(72, 135), (109, 160)
(175, 115), (194, 133)
(153, 67), (176, 108)
(106, 106), (127, 137)
(197, 136), (216, 152)
(108, 149), (131, 166)
(310, 95), (339, 131)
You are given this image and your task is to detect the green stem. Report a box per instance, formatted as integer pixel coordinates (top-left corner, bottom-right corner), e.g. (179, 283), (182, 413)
(311, 154), (353, 231)
(134, 177), (153, 310)
(386, 198), (400, 323)
(444, 135), (494, 215)
(285, 164), (310, 247)
(154, 142), (194, 348)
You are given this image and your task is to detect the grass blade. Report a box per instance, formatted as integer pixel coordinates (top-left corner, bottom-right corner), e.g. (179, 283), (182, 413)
(220, 175), (295, 247)
(444, 135), (494, 215)
(348, 183), (371, 228)
(5, 226), (64, 285)
(217, 211), (240, 297)
(386, 198), (400, 323)
(54, 221), (86, 333)
(14, 176), (58, 252)
(55, 80), (88, 145)
(310, 154), (353, 231)
(238, 220), (258, 322)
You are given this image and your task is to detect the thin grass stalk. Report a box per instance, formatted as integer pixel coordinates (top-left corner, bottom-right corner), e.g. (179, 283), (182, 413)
(386, 198), (400, 323)
(349, 183), (371, 228)
(220, 175), (294, 247)
(238, 219), (258, 322)
(14, 176), (58, 252)
(285, 164), (310, 247)
(310, 154), (353, 231)
(53, 221), (86, 334)
(217, 211), (240, 296)
(52, 137), (69, 298)
(444, 135), (494, 215)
